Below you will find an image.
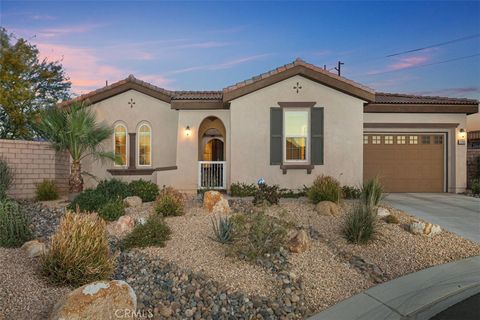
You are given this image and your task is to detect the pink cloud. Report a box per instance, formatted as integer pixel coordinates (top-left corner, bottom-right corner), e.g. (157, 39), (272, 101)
(12, 23), (102, 40)
(412, 87), (480, 97)
(390, 56), (429, 70)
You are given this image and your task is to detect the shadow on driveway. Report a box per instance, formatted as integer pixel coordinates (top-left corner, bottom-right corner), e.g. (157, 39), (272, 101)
(384, 193), (480, 243)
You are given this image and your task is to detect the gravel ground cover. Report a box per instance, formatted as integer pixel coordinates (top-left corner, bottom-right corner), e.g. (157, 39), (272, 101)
(0, 248), (70, 320)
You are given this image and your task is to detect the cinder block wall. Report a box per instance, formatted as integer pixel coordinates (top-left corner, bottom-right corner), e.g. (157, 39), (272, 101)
(0, 139), (70, 199)
(467, 149), (480, 188)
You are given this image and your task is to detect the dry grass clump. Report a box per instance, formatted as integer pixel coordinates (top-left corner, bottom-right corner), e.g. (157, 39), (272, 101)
(307, 175), (341, 204)
(42, 211), (114, 286)
(155, 186), (185, 217)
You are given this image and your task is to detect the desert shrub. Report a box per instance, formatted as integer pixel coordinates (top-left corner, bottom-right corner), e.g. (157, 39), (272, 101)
(230, 182), (258, 197)
(342, 185), (362, 199)
(155, 187), (185, 217)
(129, 179), (159, 202)
(384, 214), (399, 224)
(42, 212), (114, 286)
(343, 203), (378, 244)
(0, 199), (32, 247)
(98, 198), (125, 221)
(253, 183), (280, 206)
(307, 175), (341, 204)
(0, 159), (13, 200)
(229, 212), (287, 261)
(36, 180), (59, 201)
(211, 215), (234, 244)
(122, 214), (171, 250)
(361, 177), (383, 208)
(96, 178), (130, 199)
(68, 188), (107, 212)
(471, 179), (480, 195)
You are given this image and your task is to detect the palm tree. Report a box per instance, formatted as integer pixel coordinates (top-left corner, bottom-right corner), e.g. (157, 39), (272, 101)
(35, 102), (114, 193)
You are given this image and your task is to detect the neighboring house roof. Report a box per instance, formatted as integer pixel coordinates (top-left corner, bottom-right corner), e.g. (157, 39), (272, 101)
(59, 59), (479, 114)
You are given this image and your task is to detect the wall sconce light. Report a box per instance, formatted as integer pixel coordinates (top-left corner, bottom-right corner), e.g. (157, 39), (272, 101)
(185, 126), (191, 137)
(458, 128), (466, 145)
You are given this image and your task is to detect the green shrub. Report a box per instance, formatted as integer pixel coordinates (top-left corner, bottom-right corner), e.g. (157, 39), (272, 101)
(155, 187), (185, 217)
(0, 159), (13, 200)
(253, 183), (280, 206)
(361, 177), (383, 208)
(343, 203), (378, 244)
(98, 198), (125, 221)
(122, 214), (171, 250)
(42, 212), (114, 286)
(229, 212), (287, 261)
(230, 182), (257, 197)
(307, 175), (341, 204)
(384, 214), (399, 224)
(211, 215), (234, 244)
(129, 180), (159, 202)
(0, 199), (32, 247)
(471, 179), (480, 195)
(342, 185), (362, 199)
(96, 178), (130, 199)
(36, 180), (59, 201)
(68, 189), (107, 212)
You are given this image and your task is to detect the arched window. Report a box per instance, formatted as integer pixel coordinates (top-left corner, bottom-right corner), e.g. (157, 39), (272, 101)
(138, 123), (152, 166)
(114, 124), (127, 166)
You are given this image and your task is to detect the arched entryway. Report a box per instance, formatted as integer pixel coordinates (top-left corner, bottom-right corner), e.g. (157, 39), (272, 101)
(198, 116), (227, 189)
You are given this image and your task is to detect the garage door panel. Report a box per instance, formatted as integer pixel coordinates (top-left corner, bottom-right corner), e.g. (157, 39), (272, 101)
(364, 134), (444, 193)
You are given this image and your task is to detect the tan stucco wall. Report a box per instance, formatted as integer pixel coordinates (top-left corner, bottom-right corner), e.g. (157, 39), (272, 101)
(229, 75), (366, 189)
(156, 110), (230, 191)
(467, 111), (480, 131)
(83, 89), (178, 188)
(364, 113), (468, 193)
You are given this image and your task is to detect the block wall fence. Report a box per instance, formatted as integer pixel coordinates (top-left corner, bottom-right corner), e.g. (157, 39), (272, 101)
(467, 148), (480, 189)
(0, 139), (70, 199)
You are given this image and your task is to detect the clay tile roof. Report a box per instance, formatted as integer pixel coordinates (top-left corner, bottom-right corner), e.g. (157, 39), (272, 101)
(223, 58), (375, 94)
(172, 91), (223, 100)
(374, 92), (478, 105)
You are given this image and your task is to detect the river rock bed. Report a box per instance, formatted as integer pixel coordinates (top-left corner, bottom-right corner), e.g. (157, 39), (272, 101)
(19, 200), (66, 241)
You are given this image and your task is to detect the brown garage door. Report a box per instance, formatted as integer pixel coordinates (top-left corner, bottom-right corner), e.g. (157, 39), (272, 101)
(363, 134), (445, 193)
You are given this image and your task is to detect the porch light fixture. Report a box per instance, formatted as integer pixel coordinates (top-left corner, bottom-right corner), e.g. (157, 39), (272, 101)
(185, 126), (191, 137)
(458, 128), (466, 145)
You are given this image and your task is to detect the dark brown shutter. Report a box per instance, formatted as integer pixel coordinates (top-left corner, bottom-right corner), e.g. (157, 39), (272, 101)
(270, 108), (283, 165)
(311, 108), (324, 165)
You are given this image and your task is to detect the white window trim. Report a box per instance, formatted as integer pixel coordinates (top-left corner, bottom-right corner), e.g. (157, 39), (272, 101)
(113, 123), (128, 167)
(137, 123), (152, 167)
(283, 108), (310, 164)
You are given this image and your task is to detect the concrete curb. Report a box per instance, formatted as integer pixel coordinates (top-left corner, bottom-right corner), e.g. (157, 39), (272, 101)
(308, 256), (480, 320)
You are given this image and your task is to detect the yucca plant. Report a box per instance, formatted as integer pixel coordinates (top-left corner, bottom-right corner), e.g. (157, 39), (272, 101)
(361, 177), (383, 208)
(211, 215), (234, 244)
(34, 102), (115, 193)
(343, 203), (378, 244)
(42, 211), (114, 286)
(0, 198), (32, 247)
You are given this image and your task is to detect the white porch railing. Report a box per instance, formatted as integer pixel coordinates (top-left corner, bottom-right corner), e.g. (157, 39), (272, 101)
(198, 161), (226, 189)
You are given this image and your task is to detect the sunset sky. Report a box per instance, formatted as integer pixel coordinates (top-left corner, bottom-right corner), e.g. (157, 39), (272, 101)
(1, 1), (479, 99)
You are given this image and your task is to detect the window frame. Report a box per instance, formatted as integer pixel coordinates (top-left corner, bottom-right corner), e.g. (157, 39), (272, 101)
(113, 123), (128, 167)
(137, 123), (152, 167)
(282, 108), (310, 164)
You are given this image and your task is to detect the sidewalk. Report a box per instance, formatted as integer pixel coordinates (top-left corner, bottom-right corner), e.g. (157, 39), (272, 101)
(308, 256), (480, 320)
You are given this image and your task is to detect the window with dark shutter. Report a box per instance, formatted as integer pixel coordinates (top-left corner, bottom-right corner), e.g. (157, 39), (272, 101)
(310, 108), (324, 165)
(270, 108), (283, 165)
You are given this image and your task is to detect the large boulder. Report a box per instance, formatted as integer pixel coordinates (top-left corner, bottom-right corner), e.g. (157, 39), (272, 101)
(288, 230), (310, 253)
(203, 191), (223, 212)
(409, 221), (442, 237)
(123, 196), (142, 208)
(21, 239), (46, 258)
(376, 207), (390, 218)
(50, 280), (137, 320)
(315, 201), (340, 216)
(212, 197), (231, 215)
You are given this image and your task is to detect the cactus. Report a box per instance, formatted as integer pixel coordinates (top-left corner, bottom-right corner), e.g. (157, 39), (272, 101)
(0, 199), (32, 247)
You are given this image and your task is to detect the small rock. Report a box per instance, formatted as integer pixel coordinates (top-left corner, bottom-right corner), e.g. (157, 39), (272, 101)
(376, 207), (390, 218)
(123, 196), (142, 208)
(409, 221), (442, 236)
(158, 304), (173, 318)
(288, 230), (310, 253)
(21, 239), (46, 258)
(315, 201), (340, 216)
(212, 198), (231, 215)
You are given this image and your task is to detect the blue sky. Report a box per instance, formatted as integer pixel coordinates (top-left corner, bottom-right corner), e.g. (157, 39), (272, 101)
(1, 1), (479, 98)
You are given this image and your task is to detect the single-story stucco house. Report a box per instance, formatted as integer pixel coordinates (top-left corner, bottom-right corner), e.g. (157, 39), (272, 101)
(65, 59), (479, 194)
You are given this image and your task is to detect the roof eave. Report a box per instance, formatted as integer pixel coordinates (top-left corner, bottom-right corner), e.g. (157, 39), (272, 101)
(364, 103), (479, 115)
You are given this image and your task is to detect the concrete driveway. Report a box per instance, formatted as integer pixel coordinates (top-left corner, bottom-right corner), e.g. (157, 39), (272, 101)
(384, 193), (480, 243)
